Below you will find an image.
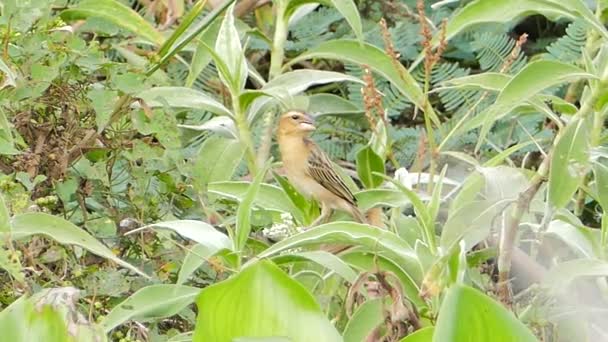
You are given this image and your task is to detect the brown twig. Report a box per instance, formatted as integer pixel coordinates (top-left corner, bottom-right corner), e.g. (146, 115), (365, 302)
(497, 155), (550, 305)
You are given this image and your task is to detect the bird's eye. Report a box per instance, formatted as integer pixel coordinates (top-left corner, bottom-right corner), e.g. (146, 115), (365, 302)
(291, 115), (299, 120)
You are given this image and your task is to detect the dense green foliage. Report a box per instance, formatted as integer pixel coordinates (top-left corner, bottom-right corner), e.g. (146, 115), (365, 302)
(1, 0), (608, 341)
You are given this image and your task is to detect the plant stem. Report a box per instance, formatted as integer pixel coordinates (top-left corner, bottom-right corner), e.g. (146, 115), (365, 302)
(256, 111), (276, 171)
(268, 0), (288, 80)
(497, 156), (549, 305)
(233, 95), (258, 175)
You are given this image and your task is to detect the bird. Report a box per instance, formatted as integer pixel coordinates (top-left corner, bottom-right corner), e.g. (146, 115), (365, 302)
(277, 110), (367, 227)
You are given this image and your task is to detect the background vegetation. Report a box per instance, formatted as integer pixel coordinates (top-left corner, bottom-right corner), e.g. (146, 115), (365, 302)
(1, 0), (608, 341)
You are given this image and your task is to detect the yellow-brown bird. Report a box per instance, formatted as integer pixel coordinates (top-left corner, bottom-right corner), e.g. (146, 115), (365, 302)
(277, 110), (367, 227)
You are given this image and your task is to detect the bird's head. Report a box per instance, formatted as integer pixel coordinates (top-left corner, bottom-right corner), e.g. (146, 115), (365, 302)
(278, 110), (316, 136)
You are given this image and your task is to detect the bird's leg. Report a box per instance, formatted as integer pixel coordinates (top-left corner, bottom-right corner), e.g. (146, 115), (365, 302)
(308, 202), (332, 228)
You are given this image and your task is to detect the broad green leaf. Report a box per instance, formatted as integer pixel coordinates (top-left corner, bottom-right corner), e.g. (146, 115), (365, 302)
(400, 327), (434, 342)
(186, 19), (222, 87)
(215, 3), (247, 93)
(439, 72), (509, 92)
(193, 260), (341, 342)
(441, 167), (530, 251)
(288, 40), (439, 126)
(306, 93), (363, 116)
(255, 222), (422, 282)
(544, 259), (608, 292)
(548, 117), (591, 208)
(177, 244), (223, 285)
(272, 172), (309, 225)
(102, 284), (201, 332)
(248, 70), (363, 122)
(235, 164), (269, 252)
(545, 220), (598, 258)
(209, 181), (301, 217)
(494, 61), (592, 108)
(61, 0), (164, 45)
(147, 0), (236, 75)
(193, 136), (244, 188)
(156, 0), (208, 61)
(591, 159), (608, 211)
(343, 298), (384, 342)
(477, 61), (594, 150)
(8, 213), (146, 277)
(0, 107), (17, 155)
(29, 305), (71, 342)
(326, 0), (362, 42)
(355, 189), (410, 211)
(136, 87), (233, 117)
(0, 59), (16, 89)
(441, 0), (607, 46)
(434, 284), (537, 342)
(274, 250), (358, 283)
(356, 146), (385, 189)
(0, 194), (8, 233)
(126, 220), (232, 252)
(113, 46), (169, 84)
(179, 116), (237, 139)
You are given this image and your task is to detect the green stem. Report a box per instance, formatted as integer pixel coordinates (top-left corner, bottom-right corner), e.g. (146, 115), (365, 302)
(233, 96), (258, 175)
(268, 0), (288, 80)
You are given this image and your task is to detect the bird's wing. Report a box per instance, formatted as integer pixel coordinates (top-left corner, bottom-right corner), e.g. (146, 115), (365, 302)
(305, 139), (357, 206)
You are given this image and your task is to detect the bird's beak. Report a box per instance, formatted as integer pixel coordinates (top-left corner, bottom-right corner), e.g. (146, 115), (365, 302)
(299, 115), (316, 131)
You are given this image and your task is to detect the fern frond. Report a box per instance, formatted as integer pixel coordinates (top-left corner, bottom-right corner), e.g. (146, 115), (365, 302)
(545, 20), (587, 63)
(471, 32), (527, 73)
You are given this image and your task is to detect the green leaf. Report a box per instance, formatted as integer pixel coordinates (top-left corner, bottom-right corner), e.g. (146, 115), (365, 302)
(0, 58), (16, 89)
(193, 260), (341, 341)
(326, 0), (362, 42)
(272, 172), (310, 225)
(102, 284), (201, 332)
(355, 189), (410, 211)
(61, 0), (164, 45)
(127, 220), (232, 252)
(591, 158), (608, 211)
(0, 193), (9, 233)
(156, 0), (207, 61)
(548, 117), (591, 208)
(136, 87), (233, 117)
(477, 61), (594, 150)
(544, 259), (608, 293)
(209, 181), (301, 217)
(255, 222), (421, 282)
(248, 70), (363, 122)
(434, 284), (537, 342)
(400, 327), (434, 342)
(343, 298), (384, 342)
(0, 107), (17, 155)
(147, 0), (236, 75)
(545, 220), (598, 258)
(274, 250), (358, 283)
(235, 164), (269, 252)
(177, 244), (223, 285)
(8, 213), (146, 277)
(306, 93), (363, 116)
(215, 3), (247, 94)
(441, 167), (530, 251)
(288, 40), (439, 126)
(356, 145), (385, 189)
(186, 19), (222, 87)
(439, 73), (509, 92)
(194, 136), (244, 188)
(442, 0), (607, 45)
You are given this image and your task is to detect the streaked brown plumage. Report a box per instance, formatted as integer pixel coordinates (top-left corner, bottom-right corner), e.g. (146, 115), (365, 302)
(277, 110), (366, 226)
